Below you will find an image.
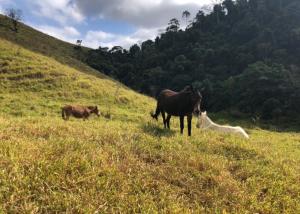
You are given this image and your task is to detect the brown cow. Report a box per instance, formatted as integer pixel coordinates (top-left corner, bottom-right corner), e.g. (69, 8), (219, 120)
(61, 105), (100, 120)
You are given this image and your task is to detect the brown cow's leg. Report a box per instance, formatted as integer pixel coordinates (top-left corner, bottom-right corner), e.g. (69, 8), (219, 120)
(180, 116), (184, 134)
(162, 111), (166, 128)
(62, 109), (66, 120)
(83, 111), (89, 121)
(66, 112), (70, 120)
(187, 114), (192, 136)
(166, 115), (171, 129)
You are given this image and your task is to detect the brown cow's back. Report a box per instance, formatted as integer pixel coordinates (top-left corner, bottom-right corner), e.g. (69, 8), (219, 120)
(62, 105), (100, 120)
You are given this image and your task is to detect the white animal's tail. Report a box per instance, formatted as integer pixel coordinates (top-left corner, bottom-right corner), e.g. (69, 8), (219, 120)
(236, 126), (249, 139)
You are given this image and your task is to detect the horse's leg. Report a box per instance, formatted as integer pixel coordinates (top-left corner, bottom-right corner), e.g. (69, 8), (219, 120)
(180, 116), (184, 134)
(166, 115), (171, 129)
(162, 111), (166, 128)
(151, 102), (160, 120)
(187, 114), (192, 136)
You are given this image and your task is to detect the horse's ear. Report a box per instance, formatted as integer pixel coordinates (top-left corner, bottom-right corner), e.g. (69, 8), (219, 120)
(189, 84), (195, 93)
(95, 106), (98, 110)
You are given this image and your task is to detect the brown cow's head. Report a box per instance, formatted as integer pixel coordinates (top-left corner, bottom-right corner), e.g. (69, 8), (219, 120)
(88, 106), (100, 117)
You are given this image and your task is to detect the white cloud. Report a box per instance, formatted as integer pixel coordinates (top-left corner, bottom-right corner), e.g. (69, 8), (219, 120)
(74, 0), (210, 28)
(29, 0), (84, 25)
(31, 24), (81, 44)
(84, 28), (159, 49)
(172, 0), (212, 6)
(76, 0), (214, 48)
(24, 0), (212, 28)
(0, 0), (15, 14)
(5, 0), (215, 48)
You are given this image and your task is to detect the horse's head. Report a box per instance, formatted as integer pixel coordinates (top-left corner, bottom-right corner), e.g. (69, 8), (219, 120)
(88, 106), (101, 117)
(182, 85), (193, 92)
(189, 86), (202, 116)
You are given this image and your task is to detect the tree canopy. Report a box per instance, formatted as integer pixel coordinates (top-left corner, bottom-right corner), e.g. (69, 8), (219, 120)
(85, 0), (300, 120)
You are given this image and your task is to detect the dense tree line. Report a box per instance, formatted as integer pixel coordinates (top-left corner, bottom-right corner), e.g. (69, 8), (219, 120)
(85, 0), (300, 119)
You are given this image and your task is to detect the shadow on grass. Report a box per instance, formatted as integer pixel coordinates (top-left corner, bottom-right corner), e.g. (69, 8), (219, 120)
(253, 120), (300, 133)
(141, 122), (176, 137)
(219, 144), (261, 161)
(210, 113), (300, 133)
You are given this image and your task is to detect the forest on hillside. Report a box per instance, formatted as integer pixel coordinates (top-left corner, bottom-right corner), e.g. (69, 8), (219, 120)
(83, 0), (300, 120)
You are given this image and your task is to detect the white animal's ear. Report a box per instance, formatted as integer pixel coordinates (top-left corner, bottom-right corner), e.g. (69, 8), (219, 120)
(203, 111), (207, 115)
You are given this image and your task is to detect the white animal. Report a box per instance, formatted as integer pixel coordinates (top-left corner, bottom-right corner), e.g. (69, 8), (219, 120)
(196, 111), (249, 139)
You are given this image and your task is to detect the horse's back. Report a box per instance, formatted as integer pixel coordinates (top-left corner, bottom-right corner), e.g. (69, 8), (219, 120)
(158, 89), (177, 98)
(157, 89), (191, 115)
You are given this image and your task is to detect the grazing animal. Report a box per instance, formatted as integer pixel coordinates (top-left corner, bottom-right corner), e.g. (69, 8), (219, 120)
(62, 105), (100, 120)
(196, 111), (249, 139)
(151, 85), (202, 136)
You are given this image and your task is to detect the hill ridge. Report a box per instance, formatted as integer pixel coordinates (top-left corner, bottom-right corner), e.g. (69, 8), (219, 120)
(0, 14), (105, 80)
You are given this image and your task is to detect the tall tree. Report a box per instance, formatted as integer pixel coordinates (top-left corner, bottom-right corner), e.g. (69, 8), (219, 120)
(5, 8), (22, 32)
(166, 18), (180, 32)
(211, 0), (223, 23)
(182, 10), (191, 27)
(74, 40), (82, 50)
(222, 0), (236, 18)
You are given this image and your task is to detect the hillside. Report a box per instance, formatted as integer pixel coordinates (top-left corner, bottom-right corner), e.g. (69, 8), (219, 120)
(0, 37), (152, 119)
(0, 14), (103, 79)
(0, 14), (300, 213)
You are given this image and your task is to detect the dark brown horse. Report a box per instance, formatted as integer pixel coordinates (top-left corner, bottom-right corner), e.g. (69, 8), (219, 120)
(151, 85), (202, 136)
(62, 105), (100, 120)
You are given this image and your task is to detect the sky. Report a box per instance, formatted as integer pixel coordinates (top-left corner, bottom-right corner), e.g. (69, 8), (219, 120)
(0, 0), (213, 49)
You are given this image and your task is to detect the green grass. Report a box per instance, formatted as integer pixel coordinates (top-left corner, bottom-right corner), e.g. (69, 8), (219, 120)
(0, 14), (105, 79)
(0, 22), (300, 213)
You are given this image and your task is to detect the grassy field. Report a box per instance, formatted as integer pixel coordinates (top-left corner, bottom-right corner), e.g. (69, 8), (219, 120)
(0, 21), (300, 213)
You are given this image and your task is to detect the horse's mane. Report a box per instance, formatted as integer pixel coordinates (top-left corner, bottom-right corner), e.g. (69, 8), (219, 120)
(180, 85), (195, 93)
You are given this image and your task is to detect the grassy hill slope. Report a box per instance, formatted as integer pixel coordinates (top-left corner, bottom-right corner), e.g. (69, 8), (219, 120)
(0, 14), (102, 78)
(0, 38), (150, 119)
(0, 20), (300, 213)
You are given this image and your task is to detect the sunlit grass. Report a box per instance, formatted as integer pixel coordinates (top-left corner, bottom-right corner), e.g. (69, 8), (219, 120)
(0, 33), (300, 213)
(0, 115), (299, 213)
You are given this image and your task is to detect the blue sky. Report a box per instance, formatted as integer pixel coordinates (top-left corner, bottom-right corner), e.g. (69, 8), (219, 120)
(0, 0), (212, 49)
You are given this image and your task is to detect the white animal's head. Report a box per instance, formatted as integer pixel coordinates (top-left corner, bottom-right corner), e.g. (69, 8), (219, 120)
(196, 111), (207, 128)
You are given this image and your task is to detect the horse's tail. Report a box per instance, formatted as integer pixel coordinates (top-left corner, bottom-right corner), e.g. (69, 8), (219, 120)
(151, 104), (160, 120)
(61, 108), (66, 120)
